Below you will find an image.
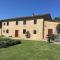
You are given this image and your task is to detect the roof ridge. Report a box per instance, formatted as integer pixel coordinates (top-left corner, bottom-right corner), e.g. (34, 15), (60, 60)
(0, 13), (52, 22)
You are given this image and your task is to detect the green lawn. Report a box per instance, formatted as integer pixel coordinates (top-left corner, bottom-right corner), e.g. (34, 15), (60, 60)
(0, 40), (60, 60)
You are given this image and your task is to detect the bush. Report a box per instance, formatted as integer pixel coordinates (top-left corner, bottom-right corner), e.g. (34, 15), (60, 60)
(7, 40), (21, 46)
(0, 38), (21, 48)
(46, 34), (56, 43)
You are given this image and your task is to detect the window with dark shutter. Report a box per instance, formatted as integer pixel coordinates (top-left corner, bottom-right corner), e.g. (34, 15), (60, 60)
(23, 20), (26, 25)
(7, 22), (9, 26)
(34, 19), (37, 24)
(4, 23), (5, 25)
(33, 30), (36, 34)
(16, 21), (18, 25)
(3, 30), (5, 33)
(23, 29), (26, 34)
(6, 29), (9, 33)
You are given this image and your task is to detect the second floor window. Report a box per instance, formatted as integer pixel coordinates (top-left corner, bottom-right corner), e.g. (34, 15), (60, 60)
(23, 20), (26, 25)
(7, 22), (9, 26)
(4, 23), (5, 25)
(34, 19), (37, 24)
(16, 21), (18, 25)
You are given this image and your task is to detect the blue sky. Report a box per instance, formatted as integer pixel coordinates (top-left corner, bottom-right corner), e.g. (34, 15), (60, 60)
(0, 0), (60, 19)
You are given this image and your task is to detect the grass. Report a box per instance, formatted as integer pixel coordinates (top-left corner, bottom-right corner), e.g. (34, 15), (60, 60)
(0, 40), (60, 60)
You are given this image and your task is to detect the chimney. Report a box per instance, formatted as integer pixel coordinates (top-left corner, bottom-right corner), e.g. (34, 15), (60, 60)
(32, 13), (35, 16)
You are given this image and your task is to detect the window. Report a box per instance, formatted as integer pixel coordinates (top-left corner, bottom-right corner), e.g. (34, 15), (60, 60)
(3, 30), (5, 33)
(33, 30), (36, 34)
(7, 22), (9, 26)
(6, 29), (9, 33)
(23, 29), (26, 34)
(23, 20), (26, 25)
(4, 23), (5, 25)
(16, 21), (18, 25)
(34, 19), (37, 24)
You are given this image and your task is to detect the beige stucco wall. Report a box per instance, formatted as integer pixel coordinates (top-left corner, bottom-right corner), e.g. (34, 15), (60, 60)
(2, 19), (44, 40)
(44, 21), (60, 40)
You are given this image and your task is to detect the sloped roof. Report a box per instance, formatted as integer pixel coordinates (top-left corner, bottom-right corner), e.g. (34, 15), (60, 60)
(0, 13), (52, 22)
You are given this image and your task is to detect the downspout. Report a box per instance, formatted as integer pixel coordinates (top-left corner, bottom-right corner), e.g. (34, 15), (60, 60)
(42, 20), (44, 39)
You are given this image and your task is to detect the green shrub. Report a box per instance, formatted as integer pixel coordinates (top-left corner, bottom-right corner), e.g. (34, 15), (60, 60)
(0, 38), (21, 48)
(46, 34), (56, 43)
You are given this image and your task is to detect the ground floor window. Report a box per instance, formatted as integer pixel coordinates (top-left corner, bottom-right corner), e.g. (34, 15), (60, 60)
(23, 29), (26, 34)
(33, 30), (37, 34)
(6, 29), (9, 33)
(3, 30), (5, 33)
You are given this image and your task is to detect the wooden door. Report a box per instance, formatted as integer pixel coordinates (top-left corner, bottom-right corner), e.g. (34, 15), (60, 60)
(15, 30), (18, 37)
(48, 29), (53, 35)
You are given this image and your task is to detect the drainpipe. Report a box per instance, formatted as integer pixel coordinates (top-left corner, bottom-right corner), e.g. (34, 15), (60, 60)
(42, 20), (44, 39)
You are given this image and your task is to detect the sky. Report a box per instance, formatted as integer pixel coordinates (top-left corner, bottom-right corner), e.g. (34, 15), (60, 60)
(0, 0), (60, 19)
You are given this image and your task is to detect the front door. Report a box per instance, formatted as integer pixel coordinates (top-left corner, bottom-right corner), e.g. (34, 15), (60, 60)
(15, 30), (18, 37)
(48, 29), (53, 35)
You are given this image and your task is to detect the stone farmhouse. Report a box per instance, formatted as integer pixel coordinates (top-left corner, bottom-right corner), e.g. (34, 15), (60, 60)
(0, 13), (60, 41)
